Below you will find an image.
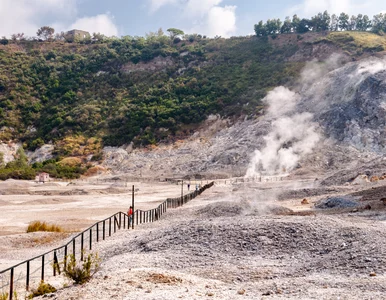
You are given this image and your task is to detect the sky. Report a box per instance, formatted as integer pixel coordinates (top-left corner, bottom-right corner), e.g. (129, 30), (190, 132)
(0, 0), (385, 38)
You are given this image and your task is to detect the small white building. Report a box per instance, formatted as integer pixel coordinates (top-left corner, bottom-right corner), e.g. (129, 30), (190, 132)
(35, 172), (50, 183)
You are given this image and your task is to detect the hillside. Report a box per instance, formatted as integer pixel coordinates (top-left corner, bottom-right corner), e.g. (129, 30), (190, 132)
(0, 31), (386, 180)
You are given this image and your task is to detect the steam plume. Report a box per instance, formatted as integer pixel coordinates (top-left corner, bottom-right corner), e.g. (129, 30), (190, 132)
(245, 86), (320, 177)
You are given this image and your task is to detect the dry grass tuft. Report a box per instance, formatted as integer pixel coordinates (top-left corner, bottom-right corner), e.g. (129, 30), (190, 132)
(83, 165), (107, 177)
(58, 157), (82, 167)
(27, 221), (63, 233)
(146, 273), (182, 285)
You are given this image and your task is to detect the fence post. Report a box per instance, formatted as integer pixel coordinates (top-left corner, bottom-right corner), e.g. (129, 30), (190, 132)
(103, 220), (106, 240)
(181, 180), (183, 207)
(89, 228), (92, 250)
(132, 185), (135, 230)
(119, 212), (122, 229)
(26, 260), (30, 291)
(53, 251), (58, 276)
(64, 245), (68, 270)
(81, 233), (84, 261)
(10, 267), (14, 300)
(41, 254), (45, 282)
(96, 223), (99, 242)
(73, 239), (76, 257)
(109, 217), (112, 236)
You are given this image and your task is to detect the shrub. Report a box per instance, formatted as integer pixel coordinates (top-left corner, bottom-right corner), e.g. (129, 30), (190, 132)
(62, 252), (101, 284)
(0, 292), (8, 300)
(27, 221), (63, 233)
(28, 281), (56, 298)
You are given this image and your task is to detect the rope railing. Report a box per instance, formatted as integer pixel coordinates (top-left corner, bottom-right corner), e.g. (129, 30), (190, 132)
(0, 181), (214, 299)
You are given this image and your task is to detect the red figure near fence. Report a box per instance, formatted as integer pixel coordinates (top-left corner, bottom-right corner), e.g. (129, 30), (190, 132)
(128, 206), (133, 225)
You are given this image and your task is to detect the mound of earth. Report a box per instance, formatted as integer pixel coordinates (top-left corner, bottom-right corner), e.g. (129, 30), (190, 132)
(315, 196), (360, 209)
(195, 201), (293, 219)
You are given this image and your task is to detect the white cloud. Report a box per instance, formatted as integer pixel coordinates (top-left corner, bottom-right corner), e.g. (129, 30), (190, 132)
(289, 0), (386, 18)
(68, 14), (118, 36)
(149, 0), (178, 13)
(189, 5), (236, 37)
(147, 0), (237, 37)
(183, 0), (222, 17)
(0, 0), (118, 38)
(301, 0), (350, 16)
(0, 0), (76, 37)
(205, 5), (237, 37)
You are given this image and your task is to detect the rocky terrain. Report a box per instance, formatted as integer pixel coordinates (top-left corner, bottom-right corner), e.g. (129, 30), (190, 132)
(24, 179), (386, 300)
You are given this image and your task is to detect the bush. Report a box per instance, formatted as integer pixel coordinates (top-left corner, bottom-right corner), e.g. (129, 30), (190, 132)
(62, 252), (101, 284)
(0, 292), (8, 300)
(28, 281), (56, 298)
(27, 221), (63, 233)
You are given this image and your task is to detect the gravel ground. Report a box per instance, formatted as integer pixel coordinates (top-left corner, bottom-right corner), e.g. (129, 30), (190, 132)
(26, 181), (386, 300)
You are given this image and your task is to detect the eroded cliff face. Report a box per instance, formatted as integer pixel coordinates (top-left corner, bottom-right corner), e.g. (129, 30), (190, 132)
(0, 143), (20, 164)
(300, 57), (386, 154)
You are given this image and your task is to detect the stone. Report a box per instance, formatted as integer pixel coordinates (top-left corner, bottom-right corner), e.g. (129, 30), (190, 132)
(237, 289), (246, 295)
(301, 198), (309, 205)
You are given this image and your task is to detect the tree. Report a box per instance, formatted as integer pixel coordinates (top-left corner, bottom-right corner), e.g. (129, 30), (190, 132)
(348, 15), (357, 31)
(297, 18), (311, 33)
(0, 37), (8, 45)
(265, 19), (282, 35)
(54, 31), (65, 41)
(92, 32), (106, 43)
(321, 11), (331, 31)
(166, 28), (184, 40)
(362, 15), (372, 31)
(254, 21), (267, 37)
(338, 12), (350, 31)
(372, 13), (386, 34)
(37, 26), (55, 41)
(281, 17), (292, 34)
(312, 11), (330, 31)
(11, 33), (25, 42)
(330, 14), (339, 31)
(292, 14), (301, 32)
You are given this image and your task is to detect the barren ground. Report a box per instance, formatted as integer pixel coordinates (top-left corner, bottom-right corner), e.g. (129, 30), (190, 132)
(2, 176), (386, 299)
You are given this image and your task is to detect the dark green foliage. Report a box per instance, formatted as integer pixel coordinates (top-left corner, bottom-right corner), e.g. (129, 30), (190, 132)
(62, 252), (101, 284)
(0, 34), (305, 149)
(0, 147), (36, 180)
(255, 11), (383, 37)
(0, 38), (8, 45)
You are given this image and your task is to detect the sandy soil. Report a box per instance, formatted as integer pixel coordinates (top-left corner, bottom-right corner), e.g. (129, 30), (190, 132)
(0, 179), (184, 270)
(2, 176), (386, 299)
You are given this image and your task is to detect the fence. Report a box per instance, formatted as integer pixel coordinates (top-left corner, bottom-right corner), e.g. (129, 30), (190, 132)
(0, 181), (214, 299)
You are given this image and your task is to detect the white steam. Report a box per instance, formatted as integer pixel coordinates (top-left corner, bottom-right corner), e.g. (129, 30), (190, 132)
(246, 86), (320, 177)
(357, 58), (386, 75)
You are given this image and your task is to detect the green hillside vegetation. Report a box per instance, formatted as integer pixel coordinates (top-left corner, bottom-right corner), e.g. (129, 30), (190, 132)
(0, 14), (386, 180)
(0, 33), (303, 150)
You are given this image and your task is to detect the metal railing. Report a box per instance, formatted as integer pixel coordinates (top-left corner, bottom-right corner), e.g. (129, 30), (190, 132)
(0, 181), (214, 299)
